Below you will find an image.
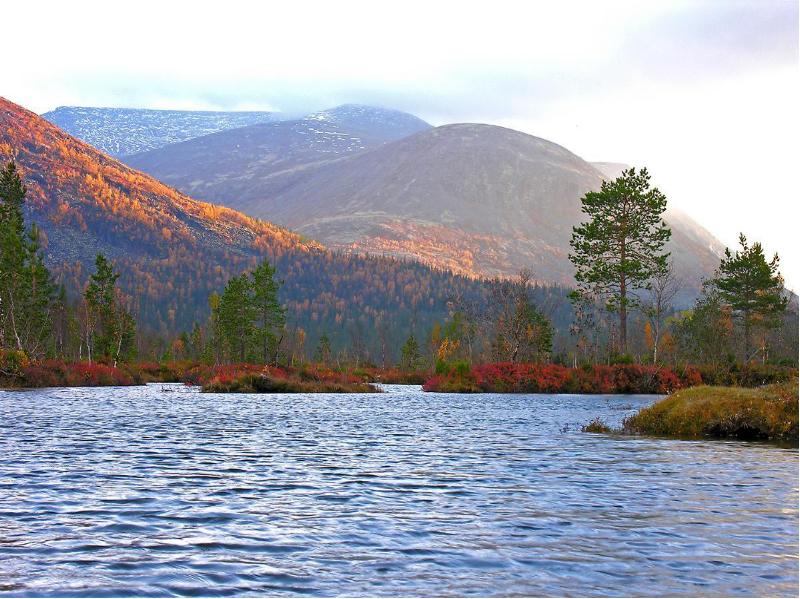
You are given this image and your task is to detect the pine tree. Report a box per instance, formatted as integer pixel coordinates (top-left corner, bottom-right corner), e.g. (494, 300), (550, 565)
(315, 332), (332, 363)
(400, 333), (422, 370)
(85, 253), (135, 365)
(0, 161), (56, 358)
(207, 293), (223, 365)
(218, 274), (255, 362)
(251, 260), (285, 363)
(569, 167), (671, 353)
(710, 234), (788, 361)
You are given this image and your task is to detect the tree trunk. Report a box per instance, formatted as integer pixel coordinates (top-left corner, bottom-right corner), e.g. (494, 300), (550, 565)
(653, 320), (660, 365)
(619, 279), (628, 354)
(743, 309), (751, 362)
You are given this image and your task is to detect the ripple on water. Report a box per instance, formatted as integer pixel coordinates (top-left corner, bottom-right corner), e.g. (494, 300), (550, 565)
(0, 383), (797, 597)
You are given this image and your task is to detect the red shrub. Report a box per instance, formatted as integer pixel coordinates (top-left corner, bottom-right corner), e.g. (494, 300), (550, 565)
(424, 363), (708, 395)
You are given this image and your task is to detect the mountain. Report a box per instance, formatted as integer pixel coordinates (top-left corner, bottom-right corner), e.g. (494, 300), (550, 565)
(124, 104), (432, 213)
(591, 162), (630, 181)
(0, 97), (494, 351)
(126, 117), (723, 298)
(42, 106), (282, 156)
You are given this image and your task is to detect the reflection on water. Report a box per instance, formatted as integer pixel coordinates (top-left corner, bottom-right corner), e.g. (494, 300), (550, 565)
(0, 383), (797, 597)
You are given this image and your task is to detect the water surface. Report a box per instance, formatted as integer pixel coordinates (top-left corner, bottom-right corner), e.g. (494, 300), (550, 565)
(1, 384), (797, 597)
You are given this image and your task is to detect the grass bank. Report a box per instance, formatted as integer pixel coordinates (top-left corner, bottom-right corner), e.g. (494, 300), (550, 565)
(585, 380), (798, 443)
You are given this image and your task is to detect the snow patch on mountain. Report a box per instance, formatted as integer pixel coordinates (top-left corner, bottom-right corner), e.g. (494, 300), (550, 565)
(42, 107), (284, 156)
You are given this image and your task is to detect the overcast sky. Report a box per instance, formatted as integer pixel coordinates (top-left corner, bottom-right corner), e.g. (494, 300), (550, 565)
(6, 0), (799, 286)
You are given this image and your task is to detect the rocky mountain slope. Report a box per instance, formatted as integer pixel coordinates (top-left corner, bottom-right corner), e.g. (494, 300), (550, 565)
(124, 105), (432, 212)
(1, 97), (486, 343)
(42, 106), (282, 156)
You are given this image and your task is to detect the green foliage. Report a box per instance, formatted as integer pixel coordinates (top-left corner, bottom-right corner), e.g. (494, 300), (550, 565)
(85, 253), (136, 364)
(709, 234), (788, 360)
(0, 161), (56, 358)
(570, 167), (671, 351)
(218, 273), (256, 362)
(215, 259), (285, 364)
(314, 332), (332, 363)
(674, 289), (734, 367)
(251, 260), (285, 363)
(0, 348), (29, 377)
(609, 353), (634, 365)
(399, 333), (423, 370)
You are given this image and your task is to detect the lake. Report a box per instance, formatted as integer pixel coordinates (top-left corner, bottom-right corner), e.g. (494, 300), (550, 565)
(0, 384), (797, 597)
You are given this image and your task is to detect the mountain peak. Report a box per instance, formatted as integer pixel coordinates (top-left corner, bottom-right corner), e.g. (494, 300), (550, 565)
(305, 104), (431, 134)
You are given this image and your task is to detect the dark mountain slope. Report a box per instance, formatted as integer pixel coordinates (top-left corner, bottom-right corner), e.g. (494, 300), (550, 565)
(0, 97), (490, 349)
(124, 104), (432, 212)
(42, 106), (282, 156)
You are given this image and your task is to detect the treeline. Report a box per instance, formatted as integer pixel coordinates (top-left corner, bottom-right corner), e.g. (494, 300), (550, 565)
(2, 157), (797, 374)
(1, 162), (136, 371)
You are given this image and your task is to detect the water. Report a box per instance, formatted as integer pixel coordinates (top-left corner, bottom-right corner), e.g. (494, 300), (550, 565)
(0, 384), (797, 597)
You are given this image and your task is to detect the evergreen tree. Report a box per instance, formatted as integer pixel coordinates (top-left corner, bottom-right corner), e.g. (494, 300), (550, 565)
(710, 234), (788, 360)
(206, 293), (222, 365)
(251, 260), (285, 363)
(0, 161), (56, 358)
(569, 167), (671, 353)
(218, 274), (255, 362)
(85, 253), (135, 364)
(400, 333), (422, 370)
(314, 332), (332, 363)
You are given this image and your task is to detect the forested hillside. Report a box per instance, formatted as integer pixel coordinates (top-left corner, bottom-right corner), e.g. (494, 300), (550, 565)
(1, 97), (577, 360)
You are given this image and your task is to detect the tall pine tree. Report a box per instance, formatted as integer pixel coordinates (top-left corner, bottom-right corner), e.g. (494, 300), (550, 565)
(710, 234), (787, 361)
(251, 260), (285, 364)
(218, 274), (255, 362)
(85, 253), (135, 365)
(569, 167), (671, 353)
(0, 161), (56, 358)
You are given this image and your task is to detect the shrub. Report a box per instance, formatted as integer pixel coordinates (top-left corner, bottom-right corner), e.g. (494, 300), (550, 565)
(423, 363), (708, 394)
(0, 349), (29, 378)
(581, 418), (612, 434)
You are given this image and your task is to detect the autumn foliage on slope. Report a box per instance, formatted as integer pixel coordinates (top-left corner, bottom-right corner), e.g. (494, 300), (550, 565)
(0, 97), (487, 340)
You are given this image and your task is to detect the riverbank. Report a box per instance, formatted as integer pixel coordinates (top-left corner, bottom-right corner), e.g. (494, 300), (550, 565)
(586, 380), (798, 443)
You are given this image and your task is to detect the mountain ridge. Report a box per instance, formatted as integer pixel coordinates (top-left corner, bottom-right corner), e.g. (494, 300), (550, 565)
(1, 97), (487, 345)
(124, 115), (724, 296)
(42, 106), (284, 156)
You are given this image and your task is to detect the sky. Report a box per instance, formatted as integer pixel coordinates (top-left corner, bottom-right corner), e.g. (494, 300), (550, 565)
(5, 0), (799, 286)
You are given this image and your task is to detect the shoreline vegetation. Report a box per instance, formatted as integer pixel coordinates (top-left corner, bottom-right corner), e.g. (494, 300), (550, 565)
(421, 361), (796, 395)
(584, 380), (799, 444)
(0, 357), (418, 392)
(2, 354), (795, 396)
